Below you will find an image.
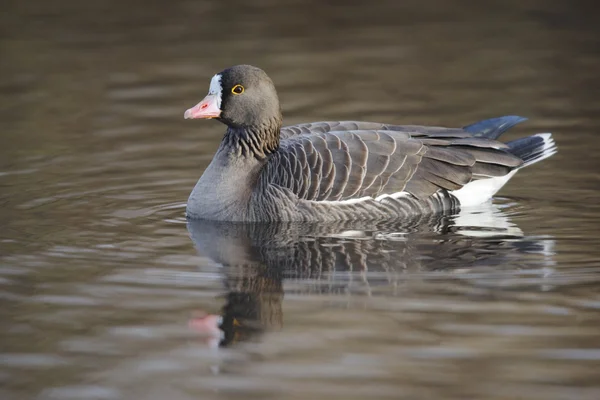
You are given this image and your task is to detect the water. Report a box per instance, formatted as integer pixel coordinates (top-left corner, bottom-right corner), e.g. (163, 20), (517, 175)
(2, 0), (600, 399)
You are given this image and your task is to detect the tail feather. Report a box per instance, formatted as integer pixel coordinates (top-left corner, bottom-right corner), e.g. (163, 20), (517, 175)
(451, 126), (557, 208)
(507, 133), (557, 168)
(463, 115), (528, 139)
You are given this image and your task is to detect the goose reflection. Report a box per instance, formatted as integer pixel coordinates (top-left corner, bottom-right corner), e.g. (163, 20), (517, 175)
(186, 202), (554, 347)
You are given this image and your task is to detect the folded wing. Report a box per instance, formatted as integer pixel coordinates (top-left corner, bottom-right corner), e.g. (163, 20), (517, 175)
(266, 120), (524, 202)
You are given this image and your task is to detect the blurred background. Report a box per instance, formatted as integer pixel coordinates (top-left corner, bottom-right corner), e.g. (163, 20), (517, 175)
(1, 1), (600, 399)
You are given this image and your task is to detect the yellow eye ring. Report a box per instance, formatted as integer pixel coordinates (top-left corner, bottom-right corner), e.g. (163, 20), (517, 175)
(231, 84), (244, 95)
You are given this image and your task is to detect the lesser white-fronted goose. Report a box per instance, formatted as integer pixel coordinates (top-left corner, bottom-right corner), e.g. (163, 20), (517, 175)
(184, 65), (556, 221)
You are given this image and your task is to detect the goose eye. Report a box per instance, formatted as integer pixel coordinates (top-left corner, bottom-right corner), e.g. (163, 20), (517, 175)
(231, 84), (244, 95)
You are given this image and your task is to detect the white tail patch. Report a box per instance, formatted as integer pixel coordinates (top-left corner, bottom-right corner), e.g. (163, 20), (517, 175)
(450, 170), (518, 207)
(451, 133), (556, 207)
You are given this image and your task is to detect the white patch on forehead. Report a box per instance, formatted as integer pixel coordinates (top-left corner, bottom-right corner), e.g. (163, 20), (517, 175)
(208, 74), (222, 109)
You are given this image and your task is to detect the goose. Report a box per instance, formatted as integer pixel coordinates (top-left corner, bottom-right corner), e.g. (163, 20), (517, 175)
(184, 65), (556, 222)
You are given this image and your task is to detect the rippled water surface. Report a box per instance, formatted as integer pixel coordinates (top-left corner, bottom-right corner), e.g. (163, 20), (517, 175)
(2, 1), (600, 399)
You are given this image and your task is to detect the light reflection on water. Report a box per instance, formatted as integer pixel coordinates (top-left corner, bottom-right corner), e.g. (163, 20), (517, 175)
(2, 0), (600, 399)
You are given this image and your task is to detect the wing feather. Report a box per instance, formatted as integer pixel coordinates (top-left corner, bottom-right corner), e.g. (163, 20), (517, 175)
(263, 120), (525, 204)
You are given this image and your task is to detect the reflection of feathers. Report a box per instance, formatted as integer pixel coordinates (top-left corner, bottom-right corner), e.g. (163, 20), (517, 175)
(187, 203), (554, 346)
(188, 203), (553, 280)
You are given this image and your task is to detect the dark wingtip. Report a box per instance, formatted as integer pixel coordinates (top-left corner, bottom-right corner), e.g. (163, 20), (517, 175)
(463, 116), (528, 139)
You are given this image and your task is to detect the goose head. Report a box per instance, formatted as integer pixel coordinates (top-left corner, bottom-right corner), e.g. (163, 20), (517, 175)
(184, 64), (282, 129)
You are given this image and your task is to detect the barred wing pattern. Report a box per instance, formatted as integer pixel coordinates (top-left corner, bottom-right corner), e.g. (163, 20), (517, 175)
(266, 121), (522, 205)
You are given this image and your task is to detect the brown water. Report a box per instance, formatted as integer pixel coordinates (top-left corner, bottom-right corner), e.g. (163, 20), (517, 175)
(2, 1), (600, 399)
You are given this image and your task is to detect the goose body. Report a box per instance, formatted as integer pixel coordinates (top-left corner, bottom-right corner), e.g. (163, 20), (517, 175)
(184, 65), (556, 222)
